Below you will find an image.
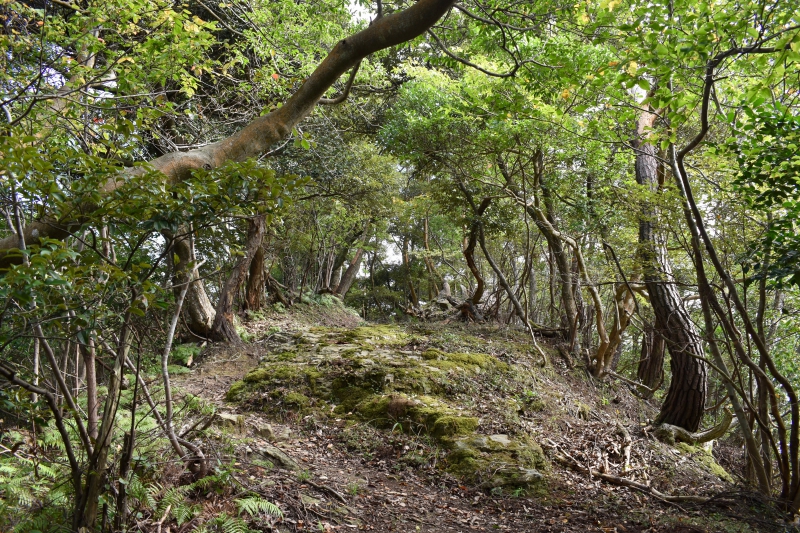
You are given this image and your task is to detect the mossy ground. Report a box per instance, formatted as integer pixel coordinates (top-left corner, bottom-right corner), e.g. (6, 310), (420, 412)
(227, 323), (547, 489)
(226, 321), (743, 502)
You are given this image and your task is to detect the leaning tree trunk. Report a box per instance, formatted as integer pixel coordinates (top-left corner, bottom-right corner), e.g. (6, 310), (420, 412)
(168, 230), (215, 339)
(334, 247), (364, 299)
(210, 216), (266, 343)
(634, 109), (706, 431)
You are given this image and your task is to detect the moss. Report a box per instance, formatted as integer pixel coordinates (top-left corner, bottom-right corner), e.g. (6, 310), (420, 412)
(446, 448), (480, 478)
(340, 325), (408, 346)
(442, 435), (545, 488)
(227, 380), (247, 401)
(283, 392), (310, 410)
(244, 364), (321, 386)
(431, 416), (479, 438)
(274, 350), (298, 361)
(421, 348), (508, 372)
(333, 387), (376, 414)
(392, 366), (446, 395)
(330, 368), (386, 402)
(676, 443), (733, 483)
(351, 394), (392, 425)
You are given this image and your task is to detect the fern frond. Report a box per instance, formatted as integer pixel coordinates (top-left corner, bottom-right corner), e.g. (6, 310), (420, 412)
(236, 496), (282, 517)
(218, 513), (250, 533)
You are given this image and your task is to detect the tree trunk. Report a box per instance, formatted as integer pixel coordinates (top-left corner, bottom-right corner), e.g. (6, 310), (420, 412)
(498, 155), (577, 340)
(334, 248), (364, 299)
(423, 216), (441, 295)
(464, 198), (491, 304)
(634, 110), (706, 431)
(169, 230), (215, 339)
(244, 245), (265, 312)
(210, 216), (266, 343)
(637, 321), (665, 396)
(80, 338), (99, 440)
(402, 236), (419, 308)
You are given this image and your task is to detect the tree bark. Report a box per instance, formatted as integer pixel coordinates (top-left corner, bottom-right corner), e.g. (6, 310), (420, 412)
(168, 230), (215, 339)
(244, 245), (265, 312)
(402, 236), (419, 308)
(637, 321), (665, 396)
(334, 248), (364, 299)
(634, 110), (706, 431)
(79, 338), (99, 440)
(210, 216), (266, 343)
(463, 197), (491, 304)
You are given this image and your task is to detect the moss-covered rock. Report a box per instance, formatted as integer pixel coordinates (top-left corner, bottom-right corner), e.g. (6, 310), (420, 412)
(442, 434), (546, 489)
(339, 325), (409, 346)
(227, 324), (546, 488)
(431, 416), (479, 438)
(227, 379), (247, 401)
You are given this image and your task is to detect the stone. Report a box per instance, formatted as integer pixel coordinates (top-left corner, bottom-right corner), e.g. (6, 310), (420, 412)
(256, 443), (299, 471)
(438, 281), (451, 298)
(250, 420), (275, 440)
(215, 412), (245, 434)
(488, 434), (512, 447)
(435, 298), (452, 311)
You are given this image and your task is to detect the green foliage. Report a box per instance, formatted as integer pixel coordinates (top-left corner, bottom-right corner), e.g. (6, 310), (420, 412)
(236, 496), (282, 517)
(732, 111), (800, 288)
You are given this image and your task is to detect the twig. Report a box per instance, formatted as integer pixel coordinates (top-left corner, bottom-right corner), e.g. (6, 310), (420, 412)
(156, 504), (171, 533)
(306, 479), (347, 503)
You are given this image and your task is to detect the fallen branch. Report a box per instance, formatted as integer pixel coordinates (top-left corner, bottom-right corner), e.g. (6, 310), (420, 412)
(551, 450), (721, 504)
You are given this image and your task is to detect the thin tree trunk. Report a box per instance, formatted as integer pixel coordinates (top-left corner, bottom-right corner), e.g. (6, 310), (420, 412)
(77, 302), (133, 529)
(80, 338), (99, 440)
(423, 216), (441, 295)
(498, 155), (578, 341)
(32, 338), (39, 404)
(402, 236), (419, 308)
(210, 216), (266, 343)
(464, 198), (491, 304)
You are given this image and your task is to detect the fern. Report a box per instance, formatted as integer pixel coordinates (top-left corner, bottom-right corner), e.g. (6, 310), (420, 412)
(236, 496), (282, 518)
(12, 510), (59, 533)
(127, 473), (157, 511)
(218, 513), (251, 533)
(173, 502), (201, 526)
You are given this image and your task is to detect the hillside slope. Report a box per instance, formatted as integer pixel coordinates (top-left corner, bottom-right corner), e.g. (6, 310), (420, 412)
(171, 306), (783, 532)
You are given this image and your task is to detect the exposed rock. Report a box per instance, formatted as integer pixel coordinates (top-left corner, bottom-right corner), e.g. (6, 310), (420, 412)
(250, 419), (274, 440)
(256, 443), (299, 471)
(227, 324), (542, 488)
(215, 412), (245, 434)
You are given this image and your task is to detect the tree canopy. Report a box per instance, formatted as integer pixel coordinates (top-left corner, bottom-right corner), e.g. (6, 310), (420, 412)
(1, 0), (800, 529)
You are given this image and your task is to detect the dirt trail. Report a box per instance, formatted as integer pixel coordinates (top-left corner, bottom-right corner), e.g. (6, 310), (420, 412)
(171, 318), (773, 533)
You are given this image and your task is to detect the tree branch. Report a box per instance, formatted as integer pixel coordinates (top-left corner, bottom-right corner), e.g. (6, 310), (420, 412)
(0, 0), (458, 268)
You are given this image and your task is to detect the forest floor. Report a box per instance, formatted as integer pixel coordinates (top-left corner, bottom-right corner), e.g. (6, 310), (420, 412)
(169, 302), (790, 533)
